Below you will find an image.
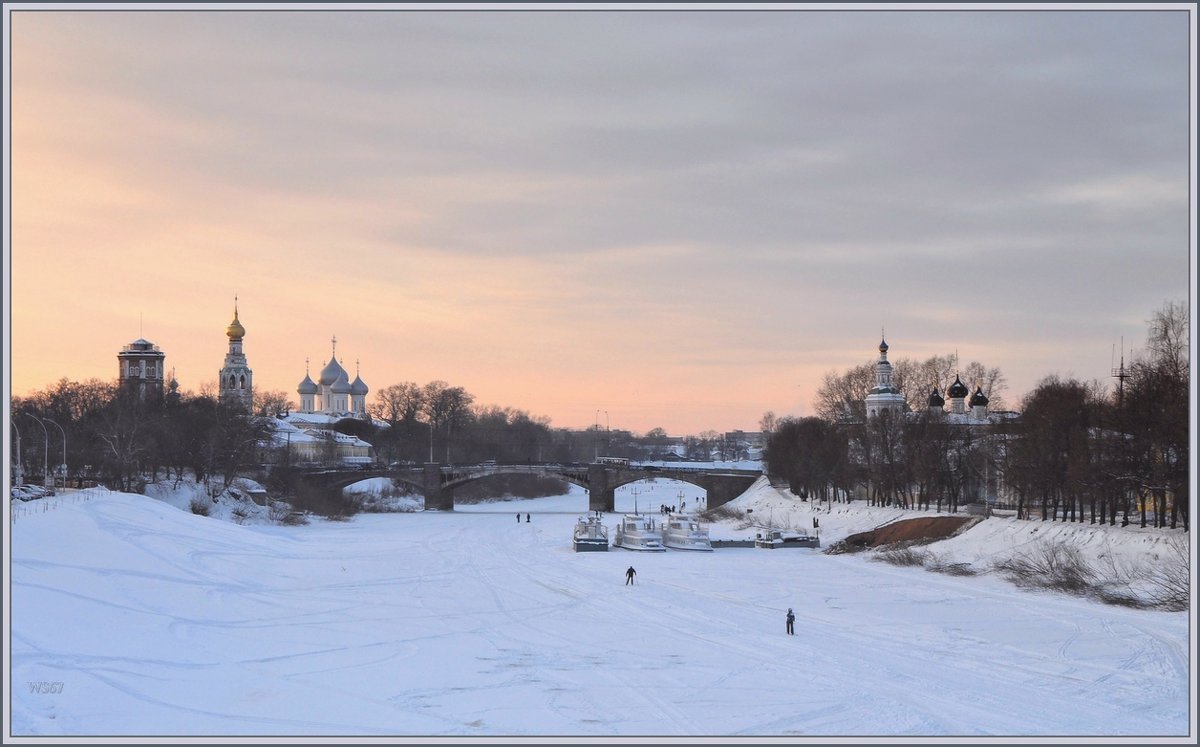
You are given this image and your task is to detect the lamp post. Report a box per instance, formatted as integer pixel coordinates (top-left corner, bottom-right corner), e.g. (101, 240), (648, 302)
(594, 410), (601, 461)
(22, 413), (49, 488)
(428, 419), (435, 464)
(44, 417), (67, 488)
(10, 421), (23, 486)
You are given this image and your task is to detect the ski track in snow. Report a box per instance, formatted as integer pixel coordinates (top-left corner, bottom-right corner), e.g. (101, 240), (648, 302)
(8, 486), (1192, 738)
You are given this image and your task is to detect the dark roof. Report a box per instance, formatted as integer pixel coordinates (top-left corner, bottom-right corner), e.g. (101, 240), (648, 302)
(948, 375), (970, 398)
(970, 386), (990, 407)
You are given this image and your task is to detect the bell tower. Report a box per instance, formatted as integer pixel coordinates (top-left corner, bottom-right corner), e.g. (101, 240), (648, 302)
(218, 297), (254, 412)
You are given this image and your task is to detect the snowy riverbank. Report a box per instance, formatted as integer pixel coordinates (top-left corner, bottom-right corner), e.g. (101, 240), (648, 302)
(7, 477), (1192, 739)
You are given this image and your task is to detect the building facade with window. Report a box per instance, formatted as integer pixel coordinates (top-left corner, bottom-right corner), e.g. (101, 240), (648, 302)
(118, 337), (166, 400)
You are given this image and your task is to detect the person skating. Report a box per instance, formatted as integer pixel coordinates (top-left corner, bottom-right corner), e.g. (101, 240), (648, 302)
(625, 566), (636, 585)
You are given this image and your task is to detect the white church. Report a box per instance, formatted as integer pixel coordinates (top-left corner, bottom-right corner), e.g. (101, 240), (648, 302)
(295, 336), (370, 418)
(273, 336), (376, 466)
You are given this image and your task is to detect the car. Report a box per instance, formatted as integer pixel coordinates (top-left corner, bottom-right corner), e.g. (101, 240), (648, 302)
(12, 485), (51, 501)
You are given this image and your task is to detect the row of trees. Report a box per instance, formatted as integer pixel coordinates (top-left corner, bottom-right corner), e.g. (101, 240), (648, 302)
(11, 382), (275, 495)
(11, 372), (744, 496)
(765, 302), (1189, 530)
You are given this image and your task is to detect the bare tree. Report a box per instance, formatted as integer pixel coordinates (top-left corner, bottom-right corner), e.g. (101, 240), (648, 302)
(759, 411), (780, 436)
(813, 364), (873, 422)
(370, 382), (425, 427)
(253, 389), (296, 418)
(422, 381), (475, 462)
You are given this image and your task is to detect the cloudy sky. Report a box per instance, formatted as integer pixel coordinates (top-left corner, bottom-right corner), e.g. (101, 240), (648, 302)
(5, 4), (1193, 435)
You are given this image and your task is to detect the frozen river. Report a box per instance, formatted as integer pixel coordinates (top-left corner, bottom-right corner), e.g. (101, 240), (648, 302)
(8, 484), (1192, 740)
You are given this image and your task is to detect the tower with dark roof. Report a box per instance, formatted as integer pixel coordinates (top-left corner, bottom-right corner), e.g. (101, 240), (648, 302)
(947, 374), (969, 414)
(927, 386), (945, 415)
(970, 386), (990, 420)
(864, 337), (906, 418)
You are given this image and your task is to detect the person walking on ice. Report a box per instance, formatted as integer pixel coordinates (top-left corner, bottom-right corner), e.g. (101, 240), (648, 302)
(516, 512), (521, 523)
(786, 607), (795, 635)
(625, 566), (636, 585)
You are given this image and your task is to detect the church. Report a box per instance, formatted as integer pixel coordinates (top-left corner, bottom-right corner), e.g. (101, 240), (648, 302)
(863, 336), (1000, 424)
(273, 335), (376, 466)
(295, 336), (370, 418)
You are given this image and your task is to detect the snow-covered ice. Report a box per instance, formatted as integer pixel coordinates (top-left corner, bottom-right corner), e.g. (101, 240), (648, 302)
(6, 476), (1193, 740)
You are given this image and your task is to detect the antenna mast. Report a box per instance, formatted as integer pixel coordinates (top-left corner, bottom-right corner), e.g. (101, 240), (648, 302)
(1111, 337), (1130, 407)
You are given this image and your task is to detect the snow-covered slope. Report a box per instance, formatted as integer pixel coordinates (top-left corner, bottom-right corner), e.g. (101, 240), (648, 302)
(6, 482), (1192, 739)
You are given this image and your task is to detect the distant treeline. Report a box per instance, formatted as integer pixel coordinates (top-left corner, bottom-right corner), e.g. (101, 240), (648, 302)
(764, 301), (1188, 531)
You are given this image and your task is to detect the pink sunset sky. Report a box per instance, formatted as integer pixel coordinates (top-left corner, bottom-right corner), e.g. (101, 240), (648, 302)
(5, 5), (1193, 435)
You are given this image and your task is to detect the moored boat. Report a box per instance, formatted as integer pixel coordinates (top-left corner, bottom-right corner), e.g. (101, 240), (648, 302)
(573, 514), (610, 552)
(754, 527), (821, 549)
(661, 513), (714, 551)
(612, 513), (666, 552)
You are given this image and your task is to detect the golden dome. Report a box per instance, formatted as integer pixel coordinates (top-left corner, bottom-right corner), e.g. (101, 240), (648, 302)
(226, 308), (245, 340)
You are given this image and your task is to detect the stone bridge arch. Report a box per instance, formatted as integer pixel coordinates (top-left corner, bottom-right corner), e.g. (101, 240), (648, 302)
(292, 463), (759, 513)
(430, 464), (592, 511)
(584, 465), (759, 513)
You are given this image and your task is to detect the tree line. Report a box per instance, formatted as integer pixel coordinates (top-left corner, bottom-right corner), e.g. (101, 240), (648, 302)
(764, 301), (1188, 531)
(10, 372), (753, 497)
(11, 383), (276, 496)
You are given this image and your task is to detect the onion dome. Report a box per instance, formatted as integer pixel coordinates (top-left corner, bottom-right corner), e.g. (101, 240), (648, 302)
(928, 387), (944, 407)
(350, 374), (368, 396)
(226, 307), (245, 340)
(319, 355), (346, 386)
(297, 374), (318, 395)
(947, 374), (969, 399)
(970, 386), (989, 407)
(331, 368), (352, 394)
(879, 338), (889, 354)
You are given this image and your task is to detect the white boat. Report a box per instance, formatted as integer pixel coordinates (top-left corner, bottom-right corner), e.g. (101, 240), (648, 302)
(754, 527), (821, 549)
(572, 514), (609, 552)
(612, 514), (666, 552)
(661, 513), (713, 552)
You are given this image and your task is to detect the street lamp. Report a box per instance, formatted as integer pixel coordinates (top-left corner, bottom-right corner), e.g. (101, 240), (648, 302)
(44, 417), (67, 488)
(10, 421), (23, 486)
(22, 413), (49, 488)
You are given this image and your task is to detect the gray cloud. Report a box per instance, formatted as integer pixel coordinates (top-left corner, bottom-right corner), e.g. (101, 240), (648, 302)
(13, 7), (1191, 423)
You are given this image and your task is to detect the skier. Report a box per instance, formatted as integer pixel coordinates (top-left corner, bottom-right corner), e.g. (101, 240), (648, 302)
(786, 608), (795, 635)
(625, 566), (636, 585)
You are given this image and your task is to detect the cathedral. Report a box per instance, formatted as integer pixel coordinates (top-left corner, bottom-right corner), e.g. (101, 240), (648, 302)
(295, 336), (370, 418)
(276, 336), (374, 466)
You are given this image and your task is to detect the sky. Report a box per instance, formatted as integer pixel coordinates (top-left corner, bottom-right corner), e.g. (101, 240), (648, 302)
(7, 478), (1193, 739)
(4, 3), (1195, 435)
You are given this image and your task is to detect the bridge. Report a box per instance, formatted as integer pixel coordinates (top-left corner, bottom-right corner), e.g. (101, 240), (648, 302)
(292, 462), (763, 512)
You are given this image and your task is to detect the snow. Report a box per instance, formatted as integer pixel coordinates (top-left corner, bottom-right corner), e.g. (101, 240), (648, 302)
(6, 476), (1194, 740)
